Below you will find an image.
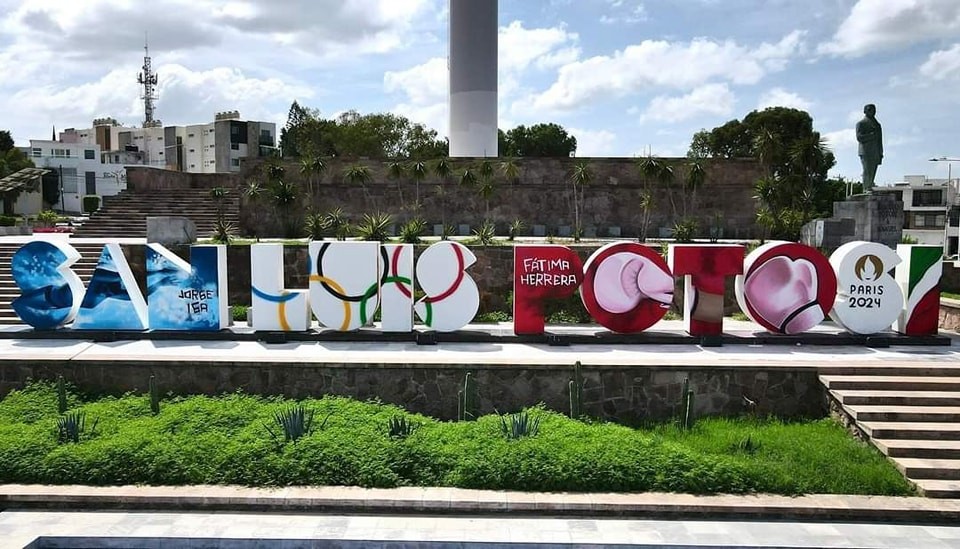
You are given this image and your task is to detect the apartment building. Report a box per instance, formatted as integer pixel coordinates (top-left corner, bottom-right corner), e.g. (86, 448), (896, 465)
(874, 175), (959, 256)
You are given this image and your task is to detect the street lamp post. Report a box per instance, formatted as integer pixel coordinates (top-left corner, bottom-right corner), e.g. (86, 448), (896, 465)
(929, 157), (960, 257)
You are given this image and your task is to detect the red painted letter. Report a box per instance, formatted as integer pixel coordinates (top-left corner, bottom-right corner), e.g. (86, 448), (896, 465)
(668, 244), (744, 336)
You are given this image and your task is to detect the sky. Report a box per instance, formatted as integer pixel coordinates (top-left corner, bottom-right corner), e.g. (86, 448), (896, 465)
(1, 0), (959, 185)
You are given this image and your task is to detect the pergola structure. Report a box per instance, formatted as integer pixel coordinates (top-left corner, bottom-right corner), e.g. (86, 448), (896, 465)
(0, 167), (50, 215)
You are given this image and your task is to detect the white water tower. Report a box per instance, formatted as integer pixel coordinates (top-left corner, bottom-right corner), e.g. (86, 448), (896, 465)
(449, 0), (498, 158)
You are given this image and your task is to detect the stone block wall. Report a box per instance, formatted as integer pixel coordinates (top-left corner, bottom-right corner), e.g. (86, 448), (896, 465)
(0, 361), (826, 424)
(123, 157), (765, 240)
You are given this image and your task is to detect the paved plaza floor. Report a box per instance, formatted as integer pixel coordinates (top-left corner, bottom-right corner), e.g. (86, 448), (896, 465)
(3, 510), (960, 548)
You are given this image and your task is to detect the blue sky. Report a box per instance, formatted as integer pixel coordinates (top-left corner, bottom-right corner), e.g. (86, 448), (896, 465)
(1, 0), (959, 184)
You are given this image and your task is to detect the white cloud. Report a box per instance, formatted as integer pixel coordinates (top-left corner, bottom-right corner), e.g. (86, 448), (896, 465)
(570, 127), (618, 156)
(385, 20), (581, 135)
(528, 32), (804, 112)
(600, 2), (648, 25)
(756, 88), (813, 111)
(920, 43), (960, 80)
(823, 129), (857, 151)
(641, 83), (735, 123)
(819, 0), (960, 57)
(2, 63), (311, 133)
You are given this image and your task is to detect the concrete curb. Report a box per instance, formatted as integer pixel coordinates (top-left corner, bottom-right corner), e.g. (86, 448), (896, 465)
(1, 485), (959, 523)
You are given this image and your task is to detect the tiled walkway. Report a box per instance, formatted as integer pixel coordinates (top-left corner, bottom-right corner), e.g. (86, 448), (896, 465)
(4, 510), (960, 548)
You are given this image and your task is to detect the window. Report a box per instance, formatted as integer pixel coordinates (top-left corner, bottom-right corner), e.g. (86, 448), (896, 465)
(190, 164), (196, 169)
(31, 148), (41, 157)
(231, 158), (240, 167)
(114, 155), (120, 163)
(188, 133), (195, 138)
(51, 148), (71, 158)
(157, 136), (163, 140)
(189, 149), (195, 153)
(158, 152), (164, 156)
(913, 190), (944, 207)
(231, 143), (239, 150)
(84, 149), (95, 160)
(912, 212), (946, 229)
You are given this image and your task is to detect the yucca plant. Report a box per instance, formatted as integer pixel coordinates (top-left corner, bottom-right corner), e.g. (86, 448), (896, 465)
(508, 219), (525, 241)
(356, 212), (394, 242)
(441, 224), (456, 241)
(499, 410), (541, 440)
(148, 375), (160, 416)
(211, 218), (237, 244)
(399, 217), (427, 244)
(264, 404), (329, 447)
(387, 415), (420, 439)
(472, 220), (496, 246)
(304, 212), (329, 241)
(56, 411), (98, 444)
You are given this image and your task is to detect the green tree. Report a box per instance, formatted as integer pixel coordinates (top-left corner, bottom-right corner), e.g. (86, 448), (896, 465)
(570, 160), (593, 239)
(688, 107), (836, 240)
(501, 123), (577, 157)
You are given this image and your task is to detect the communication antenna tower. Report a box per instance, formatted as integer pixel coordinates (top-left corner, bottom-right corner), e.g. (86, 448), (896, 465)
(137, 35), (159, 127)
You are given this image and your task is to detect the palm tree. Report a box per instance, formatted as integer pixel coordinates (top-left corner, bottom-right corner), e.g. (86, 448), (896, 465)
(343, 164), (373, 205)
(242, 179), (265, 241)
(638, 190), (653, 242)
(266, 162), (286, 183)
(459, 168), (477, 187)
(753, 129), (781, 178)
(386, 160), (407, 211)
(657, 162), (678, 221)
(299, 156), (326, 198)
(570, 160), (593, 239)
(271, 178), (300, 238)
(499, 158), (521, 183)
(683, 160), (706, 218)
(477, 176), (497, 221)
(408, 160), (428, 211)
(433, 157), (453, 182)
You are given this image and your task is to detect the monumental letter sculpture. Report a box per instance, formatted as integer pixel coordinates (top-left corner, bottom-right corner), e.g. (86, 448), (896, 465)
(856, 103), (883, 192)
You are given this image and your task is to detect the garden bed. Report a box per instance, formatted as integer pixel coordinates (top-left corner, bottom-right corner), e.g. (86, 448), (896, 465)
(0, 382), (912, 496)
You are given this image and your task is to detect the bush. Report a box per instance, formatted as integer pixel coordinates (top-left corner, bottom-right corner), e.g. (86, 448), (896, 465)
(0, 384), (914, 496)
(35, 210), (59, 227)
(0, 215), (18, 227)
(82, 195), (101, 214)
(230, 305), (248, 322)
(356, 212), (393, 242)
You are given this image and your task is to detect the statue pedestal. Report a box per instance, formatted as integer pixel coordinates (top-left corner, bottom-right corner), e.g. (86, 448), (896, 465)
(801, 193), (903, 250)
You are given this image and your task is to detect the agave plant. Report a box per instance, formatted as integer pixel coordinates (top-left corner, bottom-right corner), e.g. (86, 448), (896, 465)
(264, 404), (330, 447)
(508, 219), (525, 241)
(471, 220), (496, 246)
(499, 410), (541, 440)
(399, 217), (427, 244)
(387, 415), (420, 439)
(356, 212), (394, 242)
(304, 212), (329, 241)
(56, 411), (98, 444)
(211, 218), (236, 245)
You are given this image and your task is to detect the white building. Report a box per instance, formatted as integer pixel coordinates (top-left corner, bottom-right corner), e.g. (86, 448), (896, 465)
(25, 139), (126, 214)
(874, 175), (958, 255)
(60, 111), (276, 174)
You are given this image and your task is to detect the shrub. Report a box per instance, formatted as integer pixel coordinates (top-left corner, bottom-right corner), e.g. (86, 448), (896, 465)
(399, 217), (427, 244)
(356, 212), (393, 242)
(673, 219), (698, 243)
(304, 212), (329, 241)
(471, 220), (496, 246)
(230, 305), (248, 322)
(508, 219), (525, 241)
(35, 210), (59, 227)
(82, 195), (101, 214)
(499, 410), (541, 440)
(0, 215), (19, 227)
(211, 218), (236, 245)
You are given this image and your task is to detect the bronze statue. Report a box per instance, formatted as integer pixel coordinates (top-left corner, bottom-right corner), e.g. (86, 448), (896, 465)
(856, 103), (883, 191)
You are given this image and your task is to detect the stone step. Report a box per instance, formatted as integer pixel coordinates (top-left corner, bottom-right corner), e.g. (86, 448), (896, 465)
(873, 439), (960, 460)
(833, 390), (960, 407)
(860, 422), (960, 441)
(821, 375), (960, 391)
(819, 364), (960, 377)
(892, 457), (960, 480)
(845, 404), (960, 422)
(913, 479), (960, 498)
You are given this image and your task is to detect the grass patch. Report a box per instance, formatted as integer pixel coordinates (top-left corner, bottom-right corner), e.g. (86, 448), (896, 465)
(943, 291), (960, 301)
(0, 381), (912, 495)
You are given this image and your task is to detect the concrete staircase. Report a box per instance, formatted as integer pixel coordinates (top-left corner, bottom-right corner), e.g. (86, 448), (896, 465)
(72, 189), (240, 239)
(823, 365), (960, 498)
(0, 243), (103, 325)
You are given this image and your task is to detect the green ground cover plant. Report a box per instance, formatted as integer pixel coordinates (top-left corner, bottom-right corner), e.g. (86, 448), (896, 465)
(0, 381), (912, 496)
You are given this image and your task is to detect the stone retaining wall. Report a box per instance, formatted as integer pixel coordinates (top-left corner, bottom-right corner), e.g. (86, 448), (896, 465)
(0, 361), (826, 424)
